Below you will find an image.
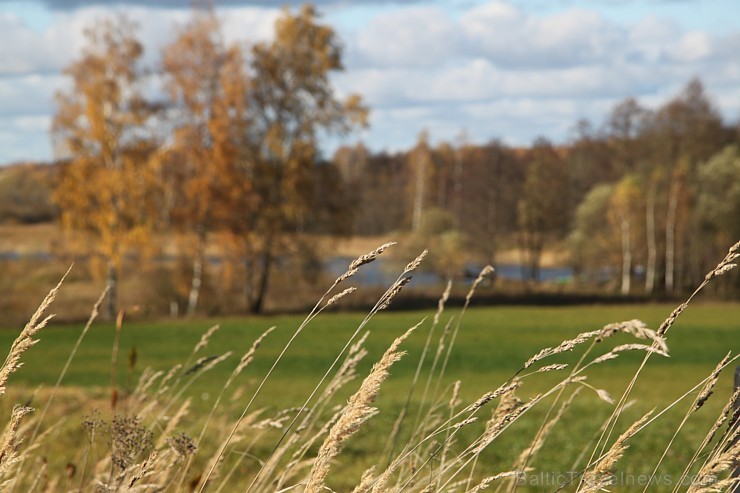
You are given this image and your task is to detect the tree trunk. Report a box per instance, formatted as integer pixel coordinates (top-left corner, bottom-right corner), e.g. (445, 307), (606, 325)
(645, 183), (656, 294)
(486, 157), (498, 266)
(453, 150), (463, 227)
(620, 216), (631, 295)
(244, 255), (253, 313)
(106, 260), (117, 321)
(665, 176), (679, 293)
(411, 151), (427, 231)
(186, 224), (207, 317)
(249, 239), (274, 314)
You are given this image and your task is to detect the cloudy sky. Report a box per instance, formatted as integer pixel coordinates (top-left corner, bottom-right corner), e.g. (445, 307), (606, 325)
(0, 0), (739, 164)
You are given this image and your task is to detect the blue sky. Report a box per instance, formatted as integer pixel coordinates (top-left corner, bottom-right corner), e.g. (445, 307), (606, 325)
(0, 0), (738, 163)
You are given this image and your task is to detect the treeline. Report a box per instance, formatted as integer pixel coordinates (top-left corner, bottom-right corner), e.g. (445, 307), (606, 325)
(332, 80), (740, 297)
(2, 4), (738, 320)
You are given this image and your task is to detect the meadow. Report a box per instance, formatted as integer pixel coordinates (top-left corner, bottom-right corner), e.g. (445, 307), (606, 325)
(0, 244), (738, 492)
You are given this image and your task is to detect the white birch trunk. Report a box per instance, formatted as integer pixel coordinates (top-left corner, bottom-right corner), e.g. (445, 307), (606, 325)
(411, 151), (427, 231)
(187, 226), (206, 316)
(620, 216), (631, 295)
(645, 183), (656, 294)
(665, 177), (679, 293)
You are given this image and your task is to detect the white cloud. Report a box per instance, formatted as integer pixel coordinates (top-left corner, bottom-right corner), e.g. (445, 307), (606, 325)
(352, 6), (462, 68)
(0, 116), (52, 163)
(0, 74), (65, 116)
(219, 7), (280, 45)
(0, 0), (739, 163)
(459, 4), (624, 68)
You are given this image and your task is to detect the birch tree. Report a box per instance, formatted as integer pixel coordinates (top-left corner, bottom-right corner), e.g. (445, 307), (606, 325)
(52, 16), (157, 319)
(609, 175), (642, 295)
(243, 4), (367, 313)
(160, 9), (251, 315)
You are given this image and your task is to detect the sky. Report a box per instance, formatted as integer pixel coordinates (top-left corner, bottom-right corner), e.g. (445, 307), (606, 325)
(0, 0), (739, 164)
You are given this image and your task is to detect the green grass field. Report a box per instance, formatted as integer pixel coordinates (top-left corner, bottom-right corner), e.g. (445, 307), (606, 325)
(1, 301), (737, 491)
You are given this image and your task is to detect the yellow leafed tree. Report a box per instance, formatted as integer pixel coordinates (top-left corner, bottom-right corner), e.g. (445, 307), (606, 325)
(52, 16), (159, 319)
(159, 7), (253, 316)
(243, 4), (368, 313)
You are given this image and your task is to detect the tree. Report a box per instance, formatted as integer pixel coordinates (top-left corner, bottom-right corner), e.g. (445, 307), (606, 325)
(160, 8), (251, 315)
(517, 138), (570, 282)
(608, 175), (642, 294)
(645, 78), (729, 292)
(569, 183), (615, 284)
(243, 4), (367, 313)
(409, 130), (431, 232)
(337, 149), (407, 235)
(606, 97), (649, 176)
(697, 145), (740, 248)
(0, 163), (57, 224)
(407, 208), (466, 278)
(458, 140), (522, 265)
(52, 16), (157, 319)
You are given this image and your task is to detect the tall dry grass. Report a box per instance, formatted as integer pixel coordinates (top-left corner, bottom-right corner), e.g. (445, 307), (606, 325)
(0, 241), (737, 492)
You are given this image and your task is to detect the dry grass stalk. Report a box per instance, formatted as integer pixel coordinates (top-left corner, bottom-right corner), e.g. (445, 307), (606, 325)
(687, 432), (739, 492)
(523, 330), (600, 369)
(349, 242), (397, 271)
(193, 324), (220, 355)
(657, 304), (687, 337)
(466, 265), (495, 304)
(673, 389), (739, 493)
(288, 407), (344, 469)
(381, 281), (452, 476)
(134, 369), (164, 397)
(304, 323), (419, 493)
(599, 343), (669, 363)
(703, 389), (739, 453)
(641, 353), (738, 493)
(466, 380), (522, 414)
(273, 336), (372, 491)
(597, 319), (667, 353)
(579, 410), (652, 493)
(703, 240), (739, 282)
(512, 388), (582, 475)
(8, 283), (109, 489)
(693, 351), (731, 412)
(467, 471), (521, 492)
(403, 249), (428, 274)
(433, 265), (494, 412)
(157, 364), (182, 395)
(533, 363), (569, 373)
(449, 380), (462, 410)
(351, 466), (376, 493)
(593, 242), (739, 472)
(439, 380), (465, 476)
(485, 379), (524, 433)
(474, 397), (538, 455)
(0, 406), (33, 479)
(410, 314), (454, 437)
(434, 280), (452, 327)
(126, 450), (158, 489)
(453, 417), (479, 429)
(0, 268), (69, 396)
(326, 287), (357, 307)
(156, 398), (191, 448)
(378, 276), (413, 311)
(233, 326), (277, 382)
(155, 351), (231, 427)
(322, 340), (368, 404)
(232, 253), (419, 493)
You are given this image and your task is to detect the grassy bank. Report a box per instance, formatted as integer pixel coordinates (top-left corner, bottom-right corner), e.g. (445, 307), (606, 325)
(1, 297), (737, 491)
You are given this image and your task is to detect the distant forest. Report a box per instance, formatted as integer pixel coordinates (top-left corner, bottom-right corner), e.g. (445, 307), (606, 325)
(1, 6), (738, 320)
